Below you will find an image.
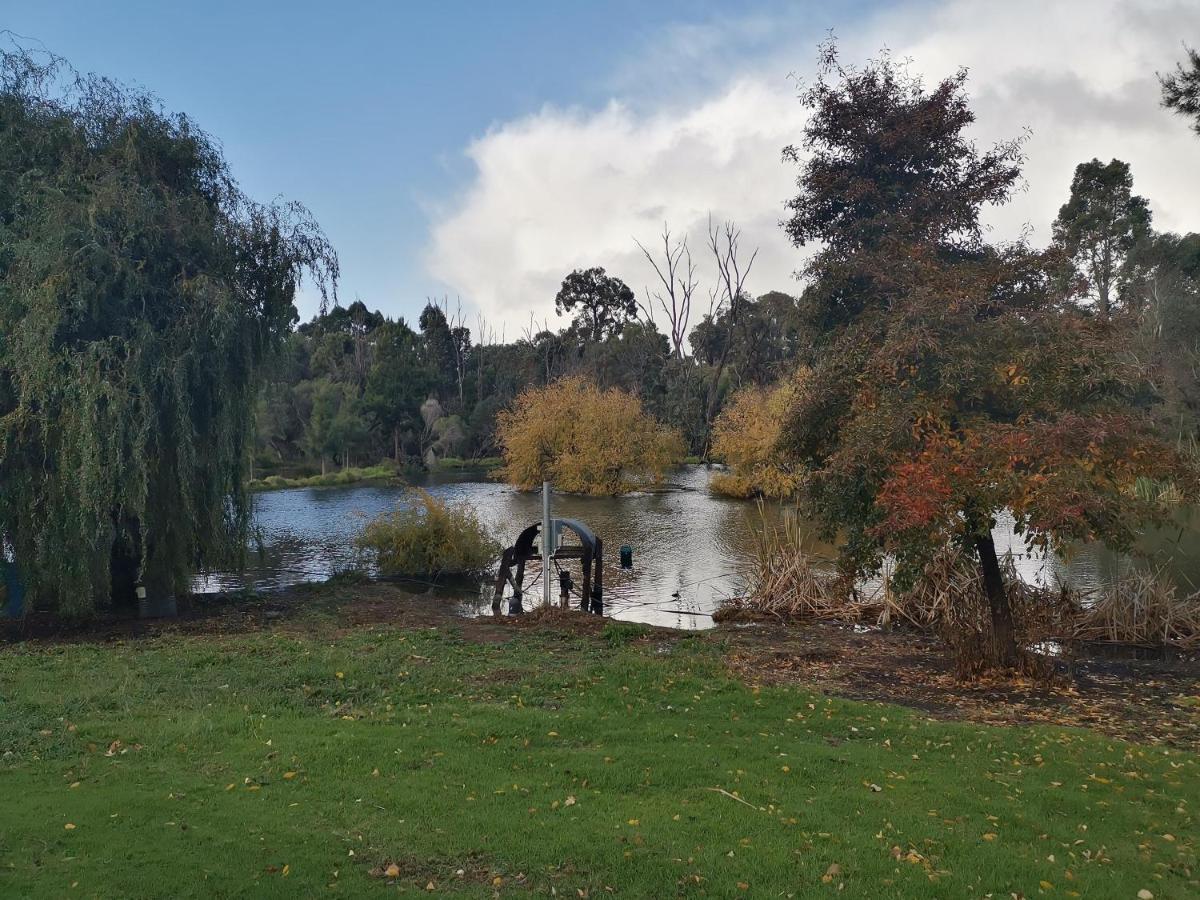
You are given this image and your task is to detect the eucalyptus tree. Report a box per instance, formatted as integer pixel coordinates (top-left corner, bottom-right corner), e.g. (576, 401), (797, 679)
(1052, 159), (1152, 320)
(0, 47), (336, 616)
(554, 267), (638, 344)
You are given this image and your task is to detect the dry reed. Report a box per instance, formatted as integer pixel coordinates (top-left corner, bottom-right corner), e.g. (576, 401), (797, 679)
(719, 517), (1199, 652)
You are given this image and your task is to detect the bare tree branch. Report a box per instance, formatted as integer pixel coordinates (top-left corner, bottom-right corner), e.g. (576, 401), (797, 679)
(704, 215), (759, 427)
(635, 222), (696, 359)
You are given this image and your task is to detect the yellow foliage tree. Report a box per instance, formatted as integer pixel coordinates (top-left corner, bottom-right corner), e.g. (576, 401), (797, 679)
(496, 376), (685, 495)
(710, 376), (805, 499)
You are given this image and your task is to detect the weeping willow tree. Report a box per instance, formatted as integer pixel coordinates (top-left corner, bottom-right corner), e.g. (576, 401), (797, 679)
(0, 46), (337, 617)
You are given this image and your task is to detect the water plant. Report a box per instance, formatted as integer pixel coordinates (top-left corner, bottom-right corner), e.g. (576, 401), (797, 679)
(355, 489), (500, 579)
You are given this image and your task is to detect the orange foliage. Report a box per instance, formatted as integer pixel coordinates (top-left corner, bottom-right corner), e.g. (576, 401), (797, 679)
(710, 376), (806, 499)
(496, 376), (685, 495)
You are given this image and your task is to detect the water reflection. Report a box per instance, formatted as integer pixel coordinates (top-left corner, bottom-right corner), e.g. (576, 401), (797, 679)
(196, 467), (1200, 629)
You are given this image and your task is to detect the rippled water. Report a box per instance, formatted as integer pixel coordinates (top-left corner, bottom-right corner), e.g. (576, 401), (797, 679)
(196, 466), (1200, 629)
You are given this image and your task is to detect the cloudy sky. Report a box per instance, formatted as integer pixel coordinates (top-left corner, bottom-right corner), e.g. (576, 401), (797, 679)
(7, 0), (1199, 336)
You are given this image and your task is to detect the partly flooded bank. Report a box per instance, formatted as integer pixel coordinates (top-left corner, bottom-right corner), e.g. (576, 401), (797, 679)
(198, 466), (1200, 629)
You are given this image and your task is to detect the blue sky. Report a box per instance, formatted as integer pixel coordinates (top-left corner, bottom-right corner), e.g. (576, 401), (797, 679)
(4, 1), (1197, 334)
(2, 0), (852, 324)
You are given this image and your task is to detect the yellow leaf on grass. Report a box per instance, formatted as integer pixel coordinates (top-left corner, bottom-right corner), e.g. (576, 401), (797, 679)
(627, 819), (640, 826)
(385, 864), (400, 878)
(982, 833), (997, 841)
(283, 772), (297, 780)
(64, 823), (76, 831)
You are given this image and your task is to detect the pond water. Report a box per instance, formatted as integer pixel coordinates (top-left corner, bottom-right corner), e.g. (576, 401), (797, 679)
(197, 466), (1200, 629)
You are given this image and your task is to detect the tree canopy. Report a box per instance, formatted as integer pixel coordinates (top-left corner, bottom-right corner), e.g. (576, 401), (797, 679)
(496, 376), (684, 495)
(1161, 45), (1200, 135)
(778, 45), (1196, 668)
(1052, 158), (1152, 319)
(554, 267), (638, 343)
(0, 47), (336, 616)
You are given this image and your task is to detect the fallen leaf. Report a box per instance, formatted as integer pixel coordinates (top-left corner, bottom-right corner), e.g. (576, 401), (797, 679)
(64, 823), (76, 831)
(385, 864), (400, 878)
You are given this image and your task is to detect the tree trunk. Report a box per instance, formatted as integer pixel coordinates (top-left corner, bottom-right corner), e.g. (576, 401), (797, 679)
(321, 456), (328, 476)
(394, 427), (401, 463)
(975, 531), (1019, 668)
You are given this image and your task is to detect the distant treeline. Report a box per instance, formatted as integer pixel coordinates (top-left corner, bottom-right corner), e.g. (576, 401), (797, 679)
(252, 283), (813, 474)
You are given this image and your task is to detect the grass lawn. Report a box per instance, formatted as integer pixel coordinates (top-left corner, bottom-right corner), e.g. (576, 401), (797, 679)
(0, 613), (1196, 898)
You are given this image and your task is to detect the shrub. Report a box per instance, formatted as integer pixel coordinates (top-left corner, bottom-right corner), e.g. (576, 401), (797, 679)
(355, 489), (500, 579)
(496, 376), (685, 495)
(710, 376), (805, 499)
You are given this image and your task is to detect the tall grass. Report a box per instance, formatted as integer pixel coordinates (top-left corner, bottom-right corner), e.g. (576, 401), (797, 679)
(248, 462), (403, 491)
(719, 516), (1200, 652)
(355, 488), (500, 579)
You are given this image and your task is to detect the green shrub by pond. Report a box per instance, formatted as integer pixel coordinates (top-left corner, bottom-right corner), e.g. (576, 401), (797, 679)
(432, 456), (504, 471)
(248, 463), (404, 492)
(355, 489), (501, 579)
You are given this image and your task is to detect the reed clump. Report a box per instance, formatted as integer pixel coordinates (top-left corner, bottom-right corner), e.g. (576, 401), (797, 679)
(355, 489), (500, 579)
(718, 519), (1199, 653)
(1074, 570), (1200, 649)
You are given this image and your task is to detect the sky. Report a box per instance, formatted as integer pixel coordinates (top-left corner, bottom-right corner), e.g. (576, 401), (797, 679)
(3, 0), (1198, 339)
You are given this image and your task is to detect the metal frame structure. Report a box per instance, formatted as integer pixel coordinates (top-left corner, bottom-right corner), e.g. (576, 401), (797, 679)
(492, 517), (603, 616)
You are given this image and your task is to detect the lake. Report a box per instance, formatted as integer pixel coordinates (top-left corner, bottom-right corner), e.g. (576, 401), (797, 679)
(197, 466), (1200, 629)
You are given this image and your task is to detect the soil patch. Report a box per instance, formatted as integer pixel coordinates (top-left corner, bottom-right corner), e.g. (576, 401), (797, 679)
(720, 620), (1200, 748)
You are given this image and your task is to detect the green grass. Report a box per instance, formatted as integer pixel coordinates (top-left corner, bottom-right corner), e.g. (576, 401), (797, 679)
(433, 456), (504, 472)
(0, 623), (1196, 898)
(248, 463), (404, 492)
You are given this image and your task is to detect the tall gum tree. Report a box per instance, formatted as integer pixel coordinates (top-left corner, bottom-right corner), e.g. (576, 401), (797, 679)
(778, 44), (1197, 669)
(1052, 159), (1152, 320)
(0, 47), (337, 617)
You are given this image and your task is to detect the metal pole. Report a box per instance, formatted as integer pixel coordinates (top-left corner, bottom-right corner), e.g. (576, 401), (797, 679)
(541, 481), (552, 609)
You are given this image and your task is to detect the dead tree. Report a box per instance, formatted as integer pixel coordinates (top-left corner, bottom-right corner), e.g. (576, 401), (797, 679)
(635, 223), (697, 360)
(705, 216), (758, 425)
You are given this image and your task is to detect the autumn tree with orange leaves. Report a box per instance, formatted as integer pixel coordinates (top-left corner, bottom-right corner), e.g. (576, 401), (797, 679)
(779, 44), (1197, 669)
(496, 376), (684, 496)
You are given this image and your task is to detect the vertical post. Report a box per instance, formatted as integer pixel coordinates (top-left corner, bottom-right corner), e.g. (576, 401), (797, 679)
(541, 481), (552, 609)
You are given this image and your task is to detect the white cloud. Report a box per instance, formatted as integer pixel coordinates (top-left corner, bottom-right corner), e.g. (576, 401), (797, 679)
(426, 0), (1200, 337)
